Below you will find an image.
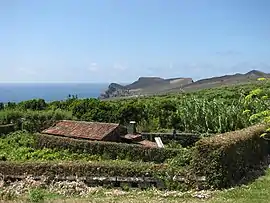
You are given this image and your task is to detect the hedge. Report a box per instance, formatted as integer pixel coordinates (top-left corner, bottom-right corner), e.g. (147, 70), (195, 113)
(0, 161), (164, 178)
(0, 124), (15, 135)
(36, 133), (182, 163)
(0, 110), (73, 133)
(191, 124), (268, 189)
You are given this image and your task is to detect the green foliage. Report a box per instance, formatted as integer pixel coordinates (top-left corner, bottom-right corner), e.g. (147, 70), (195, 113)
(28, 188), (45, 203)
(1, 81), (270, 134)
(0, 131), (103, 162)
(0, 161), (186, 186)
(120, 183), (131, 191)
(0, 109), (73, 132)
(118, 101), (146, 124)
(1, 81), (270, 192)
(36, 133), (184, 163)
(0, 154), (7, 161)
(0, 131), (191, 166)
(67, 96), (252, 133)
(188, 79), (270, 189)
(250, 110), (270, 124)
(0, 103), (4, 111)
(191, 124), (268, 189)
(64, 81), (269, 133)
(165, 146), (193, 167)
(0, 124), (15, 135)
(6, 102), (16, 109)
(18, 99), (47, 111)
(243, 78), (270, 138)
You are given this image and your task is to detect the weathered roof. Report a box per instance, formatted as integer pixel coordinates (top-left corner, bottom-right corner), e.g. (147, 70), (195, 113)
(42, 120), (120, 140)
(138, 140), (158, 148)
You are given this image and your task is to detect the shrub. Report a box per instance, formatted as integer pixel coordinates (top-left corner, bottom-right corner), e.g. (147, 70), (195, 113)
(244, 78), (270, 131)
(36, 133), (183, 164)
(0, 124), (15, 135)
(0, 131), (103, 162)
(0, 110), (73, 132)
(28, 188), (45, 203)
(18, 99), (47, 111)
(0, 161), (156, 178)
(191, 124), (268, 189)
(166, 151), (193, 168)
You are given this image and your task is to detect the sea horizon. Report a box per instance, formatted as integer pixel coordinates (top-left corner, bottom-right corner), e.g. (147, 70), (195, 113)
(0, 83), (109, 103)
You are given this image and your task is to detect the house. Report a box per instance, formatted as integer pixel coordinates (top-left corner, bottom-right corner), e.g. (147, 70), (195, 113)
(41, 120), (158, 148)
(41, 120), (127, 142)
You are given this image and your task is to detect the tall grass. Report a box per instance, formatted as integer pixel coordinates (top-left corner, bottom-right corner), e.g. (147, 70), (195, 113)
(144, 97), (251, 133)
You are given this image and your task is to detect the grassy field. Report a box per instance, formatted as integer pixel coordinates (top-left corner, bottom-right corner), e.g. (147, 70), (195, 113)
(1, 168), (270, 203)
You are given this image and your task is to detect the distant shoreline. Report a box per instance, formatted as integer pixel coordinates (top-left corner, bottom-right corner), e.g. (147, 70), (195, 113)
(0, 83), (108, 103)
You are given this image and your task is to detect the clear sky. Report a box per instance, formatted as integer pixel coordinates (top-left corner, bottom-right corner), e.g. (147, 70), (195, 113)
(0, 0), (270, 83)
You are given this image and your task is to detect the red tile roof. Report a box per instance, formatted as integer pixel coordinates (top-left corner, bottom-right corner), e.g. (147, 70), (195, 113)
(42, 120), (120, 140)
(138, 140), (158, 148)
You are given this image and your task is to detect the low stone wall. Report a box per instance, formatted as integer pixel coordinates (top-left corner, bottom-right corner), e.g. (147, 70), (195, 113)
(2, 175), (165, 189)
(0, 161), (206, 190)
(2, 174), (206, 189)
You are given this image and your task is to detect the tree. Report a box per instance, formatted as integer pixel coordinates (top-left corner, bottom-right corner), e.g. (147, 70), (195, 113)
(72, 98), (99, 119)
(18, 99), (47, 110)
(157, 100), (177, 129)
(0, 102), (4, 111)
(6, 102), (16, 109)
(118, 102), (145, 124)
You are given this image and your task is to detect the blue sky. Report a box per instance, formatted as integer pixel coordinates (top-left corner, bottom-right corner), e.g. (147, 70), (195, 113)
(0, 0), (269, 83)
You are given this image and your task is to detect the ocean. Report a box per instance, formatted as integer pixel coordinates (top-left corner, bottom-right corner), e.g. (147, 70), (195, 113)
(0, 83), (109, 103)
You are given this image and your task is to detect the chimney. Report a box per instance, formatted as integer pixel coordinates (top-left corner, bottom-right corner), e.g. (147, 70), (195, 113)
(129, 121), (136, 134)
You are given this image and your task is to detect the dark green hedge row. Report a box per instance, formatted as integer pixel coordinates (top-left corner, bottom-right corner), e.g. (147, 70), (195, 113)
(191, 124), (268, 189)
(0, 110), (73, 133)
(0, 161), (164, 177)
(0, 124), (15, 135)
(36, 134), (182, 163)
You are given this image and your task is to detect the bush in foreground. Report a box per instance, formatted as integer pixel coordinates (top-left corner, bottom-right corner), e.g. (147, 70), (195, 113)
(191, 124), (269, 189)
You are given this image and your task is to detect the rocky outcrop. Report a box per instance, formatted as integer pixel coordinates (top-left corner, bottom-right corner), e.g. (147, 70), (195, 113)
(99, 77), (193, 99)
(99, 70), (270, 99)
(99, 83), (130, 99)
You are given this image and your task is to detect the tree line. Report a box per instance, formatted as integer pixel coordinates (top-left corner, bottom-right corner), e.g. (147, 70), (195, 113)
(0, 81), (269, 133)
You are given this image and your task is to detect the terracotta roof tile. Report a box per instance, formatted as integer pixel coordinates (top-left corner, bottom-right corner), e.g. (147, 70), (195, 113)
(42, 120), (120, 140)
(138, 140), (158, 148)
